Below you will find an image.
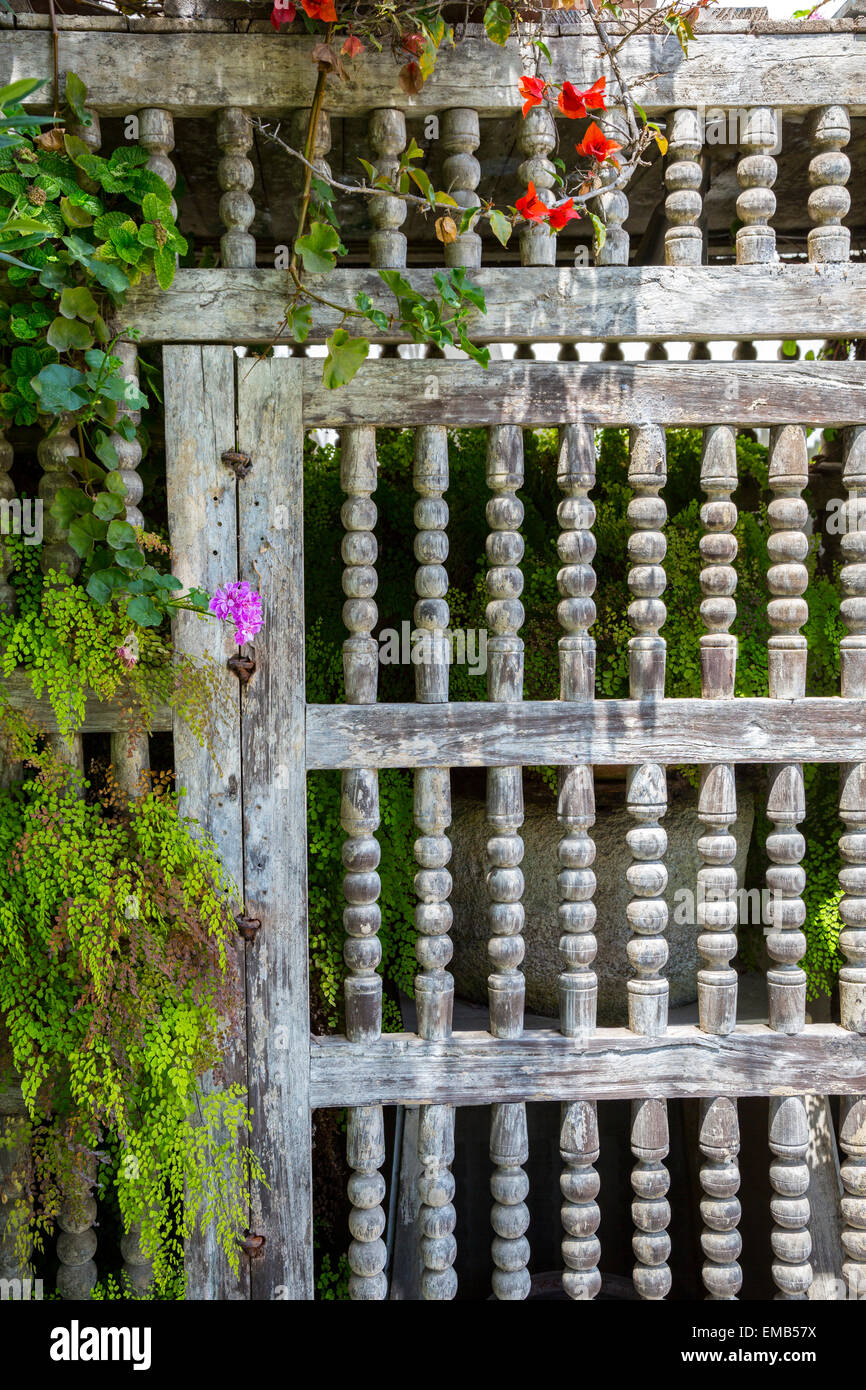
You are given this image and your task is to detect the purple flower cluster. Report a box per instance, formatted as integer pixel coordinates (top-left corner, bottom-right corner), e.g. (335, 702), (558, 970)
(209, 581), (264, 647)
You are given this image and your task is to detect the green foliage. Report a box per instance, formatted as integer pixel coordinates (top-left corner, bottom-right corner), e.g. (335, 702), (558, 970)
(316, 1251), (350, 1301)
(0, 722), (262, 1286)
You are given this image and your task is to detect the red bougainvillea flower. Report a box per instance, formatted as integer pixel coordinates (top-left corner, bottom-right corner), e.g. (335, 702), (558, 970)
(270, 2), (296, 28)
(342, 33), (364, 58)
(577, 120), (622, 164)
(402, 32), (425, 55)
(557, 76), (607, 119)
(547, 198), (580, 230)
(515, 181), (548, 222)
(518, 76), (547, 118)
(301, 0), (337, 21)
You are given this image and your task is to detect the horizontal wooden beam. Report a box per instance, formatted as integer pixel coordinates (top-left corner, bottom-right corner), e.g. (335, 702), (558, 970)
(123, 266), (866, 347)
(2, 672), (172, 734)
(306, 698), (866, 768)
(309, 1024), (866, 1107)
(4, 28), (864, 116)
(302, 361), (866, 428)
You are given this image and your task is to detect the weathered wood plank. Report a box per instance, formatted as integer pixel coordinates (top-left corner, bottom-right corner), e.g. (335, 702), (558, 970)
(236, 356), (314, 1302)
(303, 362), (866, 429)
(5, 30), (866, 115)
(163, 344), (247, 1301)
(122, 266), (866, 346)
(306, 697), (866, 769)
(309, 1025), (866, 1107)
(1, 670), (171, 732)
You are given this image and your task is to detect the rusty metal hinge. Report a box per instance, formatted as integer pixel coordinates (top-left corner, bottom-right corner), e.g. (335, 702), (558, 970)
(239, 1231), (266, 1259)
(227, 654), (256, 684)
(235, 914), (262, 944)
(221, 449), (253, 479)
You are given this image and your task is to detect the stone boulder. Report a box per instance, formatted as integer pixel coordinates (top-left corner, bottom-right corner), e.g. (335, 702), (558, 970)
(449, 779), (755, 1025)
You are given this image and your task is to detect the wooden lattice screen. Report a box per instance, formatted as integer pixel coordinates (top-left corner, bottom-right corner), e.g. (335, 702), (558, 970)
(4, 8), (866, 1301)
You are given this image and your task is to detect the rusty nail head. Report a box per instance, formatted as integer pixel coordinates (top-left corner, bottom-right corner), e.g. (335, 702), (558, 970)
(235, 914), (262, 943)
(227, 654), (256, 684)
(221, 449), (253, 478)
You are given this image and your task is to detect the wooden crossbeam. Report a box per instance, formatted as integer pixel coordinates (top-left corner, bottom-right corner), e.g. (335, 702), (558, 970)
(4, 27), (865, 116)
(309, 1024), (866, 1107)
(121, 266), (866, 347)
(302, 362), (866, 428)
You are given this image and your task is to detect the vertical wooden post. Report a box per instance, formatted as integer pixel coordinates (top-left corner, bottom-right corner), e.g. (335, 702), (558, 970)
(368, 109), (407, 269)
(237, 356), (313, 1299)
(839, 1096), (866, 1299)
(164, 346), (246, 1299)
(665, 108), (703, 266)
(138, 108), (177, 218)
(489, 1103), (531, 1300)
(699, 1097), (742, 1300)
(441, 109), (482, 269)
(631, 1097), (671, 1300)
(217, 107), (256, 269)
(417, 1104), (457, 1299)
(594, 107), (630, 266)
(560, 1100), (601, 1302)
(517, 106), (556, 266)
(736, 107), (777, 265)
(806, 105), (850, 265)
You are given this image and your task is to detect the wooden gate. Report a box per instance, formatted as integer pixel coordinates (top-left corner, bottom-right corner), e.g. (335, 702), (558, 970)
(164, 347), (866, 1301)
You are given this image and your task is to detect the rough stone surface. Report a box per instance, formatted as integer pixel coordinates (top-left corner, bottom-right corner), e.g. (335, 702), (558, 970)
(449, 779), (755, 1025)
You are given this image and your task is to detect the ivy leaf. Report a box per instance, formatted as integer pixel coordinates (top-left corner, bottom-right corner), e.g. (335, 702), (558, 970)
(489, 209), (513, 248)
(50, 486), (88, 530)
(93, 491), (125, 521)
(85, 569), (116, 603)
(294, 221), (340, 274)
(322, 330), (369, 390)
(483, 1), (512, 45)
(59, 286), (99, 322)
(588, 211), (607, 254)
(106, 519), (138, 550)
(94, 433), (121, 471)
(115, 545), (146, 571)
(68, 513), (105, 559)
(126, 594), (162, 627)
(46, 316), (94, 352)
(286, 303), (312, 344)
(31, 363), (88, 412)
(64, 72), (91, 128)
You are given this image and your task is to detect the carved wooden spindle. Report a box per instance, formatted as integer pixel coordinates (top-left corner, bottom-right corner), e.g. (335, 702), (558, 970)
(68, 107), (101, 194)
(38, 414), (79, 581)
(628, 425), (667, 698)
(697, 766), (738, 1035)
(626, 762), (668, 1036)
(0, 418), (15, 612)
(216, 107), (256, 269)
(109, 340), (144, 530)
(665, 108), (703, 266)
(347, 1105), (387, 1300)
(840, 428), (866, 1034)
(413, 426), (453, 1039)
(644, 342), (668, 361)
(490, 1102), (530, 1300)
(418, 1103), (457, 1299)
(486, 425), (526, 1038)
(441, 108), (481, 269)
(600, 342), (625, 362)
(517, 105), (556, 266)
(631, 1097), (671, 1300)
(340, 428), (381, 1044)
(736, 107), (777, 265)
(839, 1095), (866, 1299)
(120, 1226), (154, 1295)
(769, 1096), (812, 1300)
(56, 1171), (98, 1300)
(139, 108), (177, 218)
(557, 767), (596, 1040)
(594, 107), (630, 266)
(700, 425), (738, 698)
(0, 1115), (31, 1288)
(368, 108), (407, 269)
(807, 105), (850, 265)
(768, 425), (809, 700)
(689, 342), (712, 360)
(765, 765), (807, 1033)
(560, 1100), (601, 1302)
(698, 1096), (742, 1300)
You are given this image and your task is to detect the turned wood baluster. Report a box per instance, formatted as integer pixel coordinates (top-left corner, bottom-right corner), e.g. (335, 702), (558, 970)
(594, 107), (630, 266)
(736, 107), (777, 265)
(490, 1103), (530, 1300)
(347, 1105), (388, 1300)
(38, 415), (83, 769)
(290, 107), (331, 240)
(839, 427), (866, 1038)
(413, 426), (453, 1039)
(441, 108), (482, 269)
(665, 109), (703, 266)
(700, 425), (738, 701)
(56, 1161), (97, 1300)
(486, 425), (530, 1298)
(139, 108), (177, 218)
(631, 1097), (671, 1300)
(699, 1097), (742, 1300)
(418, 1104), (457, 1299)
(807, 105), (850, 265)
(0, 418), (14, 613)
(368, 109), (407, 269)
(560, 1100), (601, 1301)
(839, 1096), (866, 1299)
(556, 424), (597, 1038)
(628, 425), (666, 700)
(769, 1096), (812, 1300)
(517, 105), (556, 266)
(217, 107), (256, 269)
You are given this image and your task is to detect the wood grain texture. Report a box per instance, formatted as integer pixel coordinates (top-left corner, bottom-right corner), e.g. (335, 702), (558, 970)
(302, 362), (866, 429)
(306, 697), (866, 769)
(163, 345), (247, 1301)
(236, 357), (313, 1301)
(309, 1025), (866, 1108)
(121, 266), (866, 346)
(5, 29), (866, 115)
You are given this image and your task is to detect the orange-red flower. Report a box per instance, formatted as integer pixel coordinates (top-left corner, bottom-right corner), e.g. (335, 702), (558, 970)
(515, 181), (548, 222)
(518, 76), (547, 119)
(547, 199), (580, 230)
(302, 0), (337, 21)
(270, 1), (296, 27)
(576, 120), (621, 165)
(557, 76), (607, 119)
(342, 33), (364, 58)
(402, 31), (425, 55)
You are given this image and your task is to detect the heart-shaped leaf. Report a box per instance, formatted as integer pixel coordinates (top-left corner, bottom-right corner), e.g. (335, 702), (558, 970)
(322, 330), (369, 390)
